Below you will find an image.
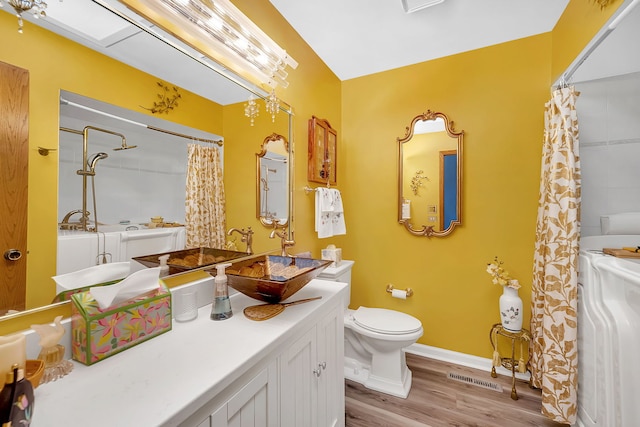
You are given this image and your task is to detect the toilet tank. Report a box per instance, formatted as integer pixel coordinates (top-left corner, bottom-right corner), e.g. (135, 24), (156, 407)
(317, 260), (354, 309)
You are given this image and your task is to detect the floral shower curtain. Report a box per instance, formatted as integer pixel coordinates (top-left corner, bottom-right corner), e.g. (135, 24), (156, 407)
(185, 144), (226, 248)
(530, 86), (580, 425)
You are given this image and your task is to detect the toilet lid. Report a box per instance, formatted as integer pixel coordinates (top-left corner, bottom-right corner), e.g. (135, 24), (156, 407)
(352, 307), (422, 335)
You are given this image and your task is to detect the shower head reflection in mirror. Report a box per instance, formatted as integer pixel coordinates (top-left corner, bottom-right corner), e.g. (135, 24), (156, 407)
(112, 141), (138, 151)
(58, 91), (223, 232)
(88, 152), (109, 172)
(67, 126), (129, 232)
(54, 92), (224, 282)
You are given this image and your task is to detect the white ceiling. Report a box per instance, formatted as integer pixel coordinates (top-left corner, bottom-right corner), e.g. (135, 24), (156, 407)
(4, 0), (639, 106)
(268, 0), (570, 80)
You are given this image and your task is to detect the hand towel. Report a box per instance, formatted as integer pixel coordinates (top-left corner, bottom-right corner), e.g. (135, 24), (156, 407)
(330, 189), (346, 236)
(315, 188), (334, 238)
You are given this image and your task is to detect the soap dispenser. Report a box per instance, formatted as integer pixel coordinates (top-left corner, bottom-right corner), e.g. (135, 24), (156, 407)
(158, 254), (170, 278)
(211, 263), (233, 320)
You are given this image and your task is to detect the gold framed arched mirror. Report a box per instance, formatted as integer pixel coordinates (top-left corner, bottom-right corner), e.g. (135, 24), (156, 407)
(397, 110), (463, 237)
(256, 133), (290, 227)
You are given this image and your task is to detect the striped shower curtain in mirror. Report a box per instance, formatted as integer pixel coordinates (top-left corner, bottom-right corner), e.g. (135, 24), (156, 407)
(185, 144), (226, 249)
(530, 86), (580, 425)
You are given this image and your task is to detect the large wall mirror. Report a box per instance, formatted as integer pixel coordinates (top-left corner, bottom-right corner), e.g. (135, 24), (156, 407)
(256, 133), (290, 227)
(0, 3), (294, 319)
(397, 111), (463, 237)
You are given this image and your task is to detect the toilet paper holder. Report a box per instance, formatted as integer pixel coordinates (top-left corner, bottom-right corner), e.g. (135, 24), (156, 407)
(386, 284), (414, 298)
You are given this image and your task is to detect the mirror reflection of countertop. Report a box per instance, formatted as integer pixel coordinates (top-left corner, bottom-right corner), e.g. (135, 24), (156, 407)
(31, 279), (348, 427)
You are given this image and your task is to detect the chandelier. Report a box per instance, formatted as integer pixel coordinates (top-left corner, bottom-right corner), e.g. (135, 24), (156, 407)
(265, 90), (279, 123)
(0, 0), (48, 33)
(244, 90), (282, 126)
(244, 95), (259, 126)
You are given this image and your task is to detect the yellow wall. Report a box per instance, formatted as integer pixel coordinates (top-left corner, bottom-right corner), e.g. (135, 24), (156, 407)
(341, 34), (551, 356)
(0, 0), (624, 359)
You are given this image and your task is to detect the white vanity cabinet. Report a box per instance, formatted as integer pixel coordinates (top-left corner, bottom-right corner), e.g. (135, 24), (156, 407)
(280, 304), (344, 427)
(32, 279), (347, 427)
(197, 304), (344, 427)
(208, 360), (279, 427)
(317, 306), (345, 427)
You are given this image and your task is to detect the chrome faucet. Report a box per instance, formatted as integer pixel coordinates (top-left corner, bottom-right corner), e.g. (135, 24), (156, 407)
(59, 209), (89, 230)
(269, 224), (295, 257)
(227, 226), (254, 254)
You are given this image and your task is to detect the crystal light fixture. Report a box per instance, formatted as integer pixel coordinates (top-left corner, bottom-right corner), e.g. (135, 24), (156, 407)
(0, 0), (48, 33)
(244, 95), (259, 126)
(265, 90), (279, 123)
(120, 0), (298, 89)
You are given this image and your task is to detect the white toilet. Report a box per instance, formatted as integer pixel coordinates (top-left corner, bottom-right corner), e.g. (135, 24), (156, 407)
(318, 260), (423, 398)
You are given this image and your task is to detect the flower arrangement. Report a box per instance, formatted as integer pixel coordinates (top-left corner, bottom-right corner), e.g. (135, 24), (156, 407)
(486, 256), (521, 289)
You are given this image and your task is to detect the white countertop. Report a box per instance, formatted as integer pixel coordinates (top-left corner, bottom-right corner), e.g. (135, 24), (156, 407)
(32, 279), (347, 427)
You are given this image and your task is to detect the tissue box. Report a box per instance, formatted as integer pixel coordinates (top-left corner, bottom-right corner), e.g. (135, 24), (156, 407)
(71, 282), (172, 366)
(321, 247), (342, 267)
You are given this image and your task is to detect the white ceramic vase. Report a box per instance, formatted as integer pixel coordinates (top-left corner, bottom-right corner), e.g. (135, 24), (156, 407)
(499, 286), (523, 332)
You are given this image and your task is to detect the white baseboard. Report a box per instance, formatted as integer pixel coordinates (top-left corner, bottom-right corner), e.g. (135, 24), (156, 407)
(405, 343), (531, 381)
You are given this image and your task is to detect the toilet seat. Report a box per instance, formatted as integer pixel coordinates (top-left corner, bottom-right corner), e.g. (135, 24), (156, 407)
(352, 307), (422, 335)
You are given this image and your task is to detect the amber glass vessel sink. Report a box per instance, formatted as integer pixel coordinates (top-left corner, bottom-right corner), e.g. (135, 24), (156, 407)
(220, 255), (332, 303)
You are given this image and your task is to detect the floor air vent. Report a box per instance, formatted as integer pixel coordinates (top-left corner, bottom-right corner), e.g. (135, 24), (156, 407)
(446, 372), (503, 392)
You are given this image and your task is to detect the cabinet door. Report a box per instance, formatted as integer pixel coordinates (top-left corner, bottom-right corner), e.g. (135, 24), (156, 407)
(317, 306), (345, 427)
(211, 360), (278, 427)
(280, 327), (317, 427)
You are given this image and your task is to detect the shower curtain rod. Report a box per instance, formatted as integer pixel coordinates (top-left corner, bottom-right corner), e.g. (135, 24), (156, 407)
(60, 98), (223, 147)
(561, 0), (639, 84)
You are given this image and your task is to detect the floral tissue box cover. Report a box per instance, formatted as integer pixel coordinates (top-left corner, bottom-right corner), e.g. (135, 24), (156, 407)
(71, 282), (172, 365)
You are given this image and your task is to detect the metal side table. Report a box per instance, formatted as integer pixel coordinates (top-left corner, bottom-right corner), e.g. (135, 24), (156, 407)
(489, 323), (532, 400)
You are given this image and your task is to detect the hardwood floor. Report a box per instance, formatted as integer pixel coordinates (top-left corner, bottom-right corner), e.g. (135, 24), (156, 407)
(345, 353), (565, 427)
